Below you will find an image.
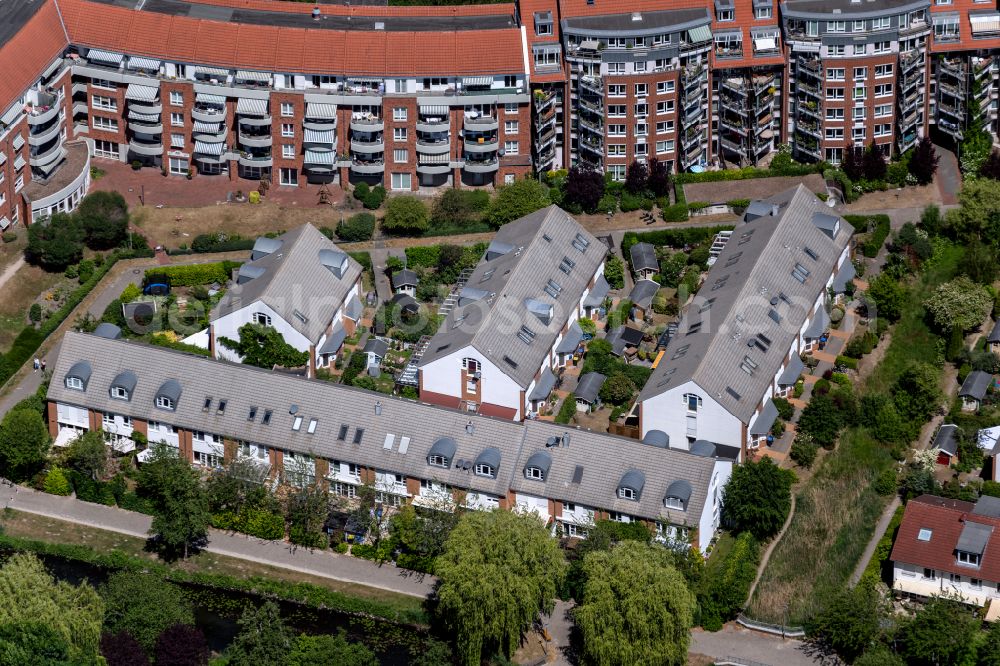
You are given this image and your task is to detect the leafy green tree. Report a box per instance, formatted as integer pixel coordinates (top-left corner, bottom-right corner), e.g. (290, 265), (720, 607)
(382, 196), (430, 235)
(66, 430), (109, 480)
(77, 191), (129, 249)
(219, 323), (310, 370)
(138, 444), (211, 559)
(26, 212), (86, 271)
(721, 457), (793, 540)
(897, 597), (979, 666)
(964, 241), (998, 284)
(153, 624), (209, 666)
(855, 646), (906, 666)
(648, 157), (670, 197)
(924, 276), (993, 332)
(599, 372), (635, 405)
(432, 189), (489, 230)
(659, 252), (688, 288)
(287, 632), (378, 666)
(892, 363), (943, 423)
(0, 621), (77, 666)
(436, 510), (565, 665)
(0, 407), (51, 481)
(44, 466), (73, 495)
(797, 393), (846, 448)
(909, 136), (939, 185)
(945, 178), (1000, 241)
(564, 164), (606, 213)
(286, 483), (331, 548)
(978, 620), (1000, 666)
(101, 571), (194, 653)
(864, 274), (905, 323)
(575, 541), (694, 666)
(0, 553), (104, 663)
(335, 213), (376, 242)
(226, 601), (293, 666)
(603, 255), (625, 289)
(806, 585), (884, 662)
(485, 178), (551, 229)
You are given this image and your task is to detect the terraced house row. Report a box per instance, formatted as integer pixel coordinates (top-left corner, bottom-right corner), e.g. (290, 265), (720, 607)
(0, 0), (996, 225)
(47, 328), (736, 552)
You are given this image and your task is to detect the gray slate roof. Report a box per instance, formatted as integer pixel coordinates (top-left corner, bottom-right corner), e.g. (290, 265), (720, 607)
(961, 370), (993, 401)
(748, 398), (778, 436)
(317, 323), (347, 355)
(555, 321), (584, 354)
(583, 274), (611, 307)
(639, 185), (853, 424)
(391, 269), (419, 289)
(49, 332), (723, 527)
(777, 354), (804, 386)
(630, 242), (658, 273)
(363, 338), (389, 358)
(989, 320), (1000, 344)
(606, 326), (645, 356)
(957, 521), (993, 555)
(575, 372), (606, 404)
(629, 279), (660, 310)
(418, 206), (606, 388)
(528, 367), (557, 401)
(212, 224), (362, 344)
(832, 260), (856, 293)
(974, 496), (1000, 518)
(933, 424), (959, 456)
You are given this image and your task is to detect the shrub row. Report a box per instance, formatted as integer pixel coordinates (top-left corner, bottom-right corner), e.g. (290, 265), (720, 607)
(404, 245), (440, 268)
(347, 251), (373, 272)
(144, 261), (242, 287)
(146, 333), (211, 357)
(621, 226), (735, 256)
(212, 508), (285, 540)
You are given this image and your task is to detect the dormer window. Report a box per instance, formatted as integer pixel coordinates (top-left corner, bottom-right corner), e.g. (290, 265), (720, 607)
(526, 466), (545, 480)
(111, 386), (129, 400)
(64, 361), (92, 392)
(156, 396), (174, 410)
(155, 379), (181, 412)
(428, 437), (456, 469)
(429, 454), (449, 468)
(665, 497), (684, 510)
(958, 551), (982, 567)
(475, 464), (494, 478)
(109, 371), (137, 402)
(66, 376), (84, 390)
(618, 487), (636, 500)
(524, 451), (551, 481)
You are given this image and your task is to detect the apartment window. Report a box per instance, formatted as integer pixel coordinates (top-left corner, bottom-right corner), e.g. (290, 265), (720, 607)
(92, 116), (118, 131)
(169, 91), (183, 106)
(852, 127), (866, 141)
(13, 175), (23, 193)
(873, 17), (890, 30)
(972, 578), (983, 588)
(717, 8), (734, 21)
(684, 393), (702, 412)
(279, 168), (297, 186)
(853, 87), (867, 100)
(281, 123), (294, 137)
(393, 127), (407, 141)
(875, 64), (893, 77)
(657, 120), (675, 134)
(807, 21), (819, 36)
(875, 104), (892, 117)
(634, 123), (647, 137)
(504, 120), (518, 133)
(170, 133), (184, 148)
(875, 83), (892, 97)
(828, 45), (845, 56)
(635, 103), (648, 117)
(66, 376), (84, 390)
(828, 20), (846, 32)
(608, 124), (626, 136)
(656, 140), (675, 154)
(854, 106), (866, 120)
(754, 5), (771, 18)
(253, 312), (272, 326)
(635, 83), (647, 97)
(91, 95), (116, 111)
(826, 68), (845, 81)
(656, 101), (675, 115)
(826, 128), (844, 140)
(656, 80), (675, 94)
(608, 84), (625, 97)
(170, 113), (183, 127)
(280, 102), (294, 117)
(609, 164), (626, 181)
(608, 105), (626, 118)
(634, 143), (648, 157)
(525, 466), (545, 480)
(854, 67), (867, 80)
(167, 158), (186, 177)
(853, 20), (865, 32)
(91, 78), (115, 90)
(826, 108), (845, 120)
(282, 144), (295, 159)
(826, 87), (845, 100)
(874, 123), (891, 137)
(923, 568), (937, 580)
(393, 107), (407, 121)
(607, 63), (625, 75)
(958, 551), (982, 566)
(874, 41), (890, 53)
(505, 103), (518, 114)
(634, 61), (647, 74)
(504, 141), (519, 155)
(93, 139), (117, 159)
(618, 486), (636, 500)
(393, 148), (408, 163)
(391, 172), (411, 190)
(156, 395), (174, 410)
(853, 44), (866, 55)
(607, 144), (626, 156)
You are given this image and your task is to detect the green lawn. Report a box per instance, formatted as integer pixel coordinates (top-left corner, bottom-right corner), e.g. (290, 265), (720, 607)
(746, 243), (963, 625)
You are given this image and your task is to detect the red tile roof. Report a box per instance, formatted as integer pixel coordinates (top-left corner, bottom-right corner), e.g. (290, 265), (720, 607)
(558, 0), (707, 19)
(59, 0), (525, 76)
(0, 0), (68, 111)
(890, 495), (1000, 583)
(180, 0), (515, 18)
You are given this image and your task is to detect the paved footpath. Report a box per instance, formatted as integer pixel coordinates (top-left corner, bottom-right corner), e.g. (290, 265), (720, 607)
(690, 625), (822, 666)
(1, 481), (436, 598)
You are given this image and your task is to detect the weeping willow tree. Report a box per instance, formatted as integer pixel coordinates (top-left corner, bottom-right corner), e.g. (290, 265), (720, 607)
(434, 509), (565, 665)
(574, 541), (695, 666)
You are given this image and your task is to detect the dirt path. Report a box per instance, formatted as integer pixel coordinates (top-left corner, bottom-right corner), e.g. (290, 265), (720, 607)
(745, 493), (797, 608)
(0, 257), (26, 293)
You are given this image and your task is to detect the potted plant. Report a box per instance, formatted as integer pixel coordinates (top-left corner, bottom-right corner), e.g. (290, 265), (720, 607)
(186, 168), (193, 180)
(131, 160), (142, 171)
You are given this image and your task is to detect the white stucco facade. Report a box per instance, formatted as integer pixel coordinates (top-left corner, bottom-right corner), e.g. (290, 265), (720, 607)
(641, 380), (743, 451)
(893, 562), (1000, 607)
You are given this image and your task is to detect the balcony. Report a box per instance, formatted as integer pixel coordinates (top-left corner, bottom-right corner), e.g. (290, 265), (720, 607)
(350, 138), (385, 153)
(350, 158), (385, 175)
(714, 44), (744, 60)
(937, 99), (963, 120)
(464, 158), (499, 173)
(128, 139), (163, 156)
(795, 140), (821, 159)
(416, 139), (451, 155)
(579, 139), (603, 156)
(938, 118), (963, 140)
(579, 118), (603, 135)
(128, 101), (162, 116)
(192, 106), (226, 123)
(127, 121), (163, 135)
(193, 122), (226, 142)
(938, 80), (964, 99)
(238, 153), (272, 168)
(537, 127), (556, 149)
(416, 118), (450, 133)
(464, 136), (499, 153)
(30, 140), (65, 167)
(534, 90), (556, 113)
(464, 114), (498, 131)
(27, 101), (60, 127)
(797, 119), (821, 138)
(349, 115), (384, 132)
(719, 136), (744, 155)
(29, 118), (63, 146)
(798, 80), (820, 99)
(417, 160), (452, 175)
(939, 57), (965, 78)
(579, 75), (603, 95)
(304, 119), (337, 132)
(719, 95), (747, 116)
(238, 132), (272, 148)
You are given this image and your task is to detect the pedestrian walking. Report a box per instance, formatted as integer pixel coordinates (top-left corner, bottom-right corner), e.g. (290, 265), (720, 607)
(41, 359), (46, 372)
(33, 358), (39, 372)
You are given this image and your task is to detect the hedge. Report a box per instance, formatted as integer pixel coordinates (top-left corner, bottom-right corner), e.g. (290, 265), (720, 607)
(661, 203), (690, 222)
(622, 226), (734, 256)
(674, 164), (821, 186)
(843, 214), (891, 258)
(144, 261), (242, 287)
(836, 355), (859, 370)
(347, 251), (373, 272)
(147, 333), (211, 357)
(212, 508), (285, 540)
(404, 245), (441, 268)
(555, 393), (577, 424)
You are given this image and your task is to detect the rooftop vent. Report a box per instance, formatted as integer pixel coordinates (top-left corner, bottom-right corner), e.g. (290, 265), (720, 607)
(289, 404), (299, 415)
(375, 401), (382, 416)
(632, 11), (642, 21)
(466, 420), (475, 435)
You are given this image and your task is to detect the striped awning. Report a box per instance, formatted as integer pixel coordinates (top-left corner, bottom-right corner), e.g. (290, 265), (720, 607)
(419, 153), (450, 164)
(87, 49), (123, 65)
(306, 103), (337, 119)
(127, 56), (161, 71)
(304, 149), (335, 165)
(194, 140), (224, 157)
(12, 134), (24, 151)
(420, 105), (448, 115)
(196, 66), (229, 78)
(688, 25), (712, 43)
(348, 77), (381, 84)
(0, 217), (9, 230)
(128, 110), (159, 123)
(13, 155), (26, 171)
(304, 129), (334, 143)
(235, 70), (270, 83)
(462, 76), (492, 87)
(193, 120), (221, 133)
(0, 152), (6, 166)
(196, 92), (226, 105)
(125, 83), (158, 102)
(236, 97), (268, 116)
(971, 13), (1000, 34)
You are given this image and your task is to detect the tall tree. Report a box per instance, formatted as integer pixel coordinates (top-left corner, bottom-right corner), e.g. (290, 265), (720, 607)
(0, 407), (51, 482)
(382, 196), (430, 235)
(435, 510), (565, 665)
(485, 178), (551, 229)
(862, 142), (888, 181)
(909, 137), (939, 185)
(647, 158), (671, 197)
(805, 585), (884, 662)
(26, 212), (86, 271)
(981, 149), (1000, 181)
(219, 323), (310, 370)
(153, 624), (209, 666)
(77, 191), (130, 249)
(863, 273), (905, 323)
(841, 145), (864, 181)
(101, 571), (195, 653)
(65, 430), (109, 481)
(0, 621), (76, 666)
(897, 597), (979, 666)
(945, 178), (1000, 241)
(286, 483), (332, 548)
(226, 601), (293, 666)
(563, 164), (606, 213)
(100, 631), (151, 666)
(574, 541), (694, 666)
(287, 632), (378, 666)
(0, 553), (104, 663)
(138, 444), (211, 559)
(624, 159), (649, 194)
(923, 276), (993, 332)
(721, 457), (794, 540)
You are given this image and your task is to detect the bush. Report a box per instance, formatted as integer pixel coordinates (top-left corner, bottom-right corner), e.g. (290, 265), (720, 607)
(661, 203), (689, 222)
(836, 355), (859, 370)
(289, 525), (329, 550)
(213, 508), (285, 540)
(146, 261), (241, 287)
(67, 470), (115, 506)
(43, 467), (72, 496)
(353, 183), (386, 210)
(790, 438), (818, 469)
(335, 212), (377, 242)
(382, 196), (430, 235)
(403, 245), (440, 268)
(188, 233), (255, 254)
(28, 303), (42, 324)
(873, 469), (897, 496)
(699, 532), (760, 630)
(772, 397), (795, 421)
(555, 394), (577, 424)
